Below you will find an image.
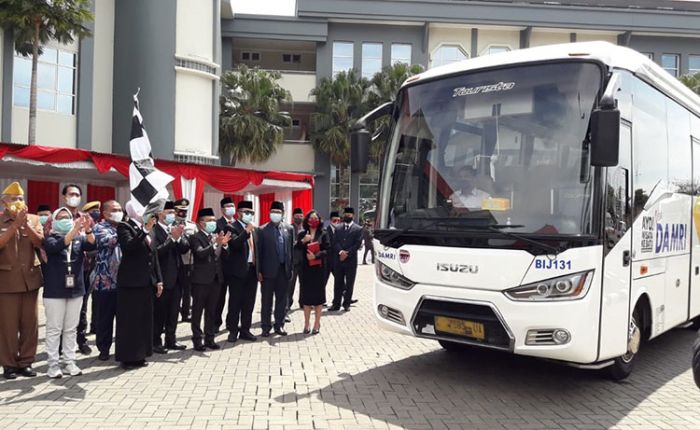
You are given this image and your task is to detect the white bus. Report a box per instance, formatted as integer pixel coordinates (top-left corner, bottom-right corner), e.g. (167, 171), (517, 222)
(351, 41), (700, 379)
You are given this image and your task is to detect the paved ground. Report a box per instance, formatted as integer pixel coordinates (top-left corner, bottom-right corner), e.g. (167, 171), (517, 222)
(1, 265), (700, 429)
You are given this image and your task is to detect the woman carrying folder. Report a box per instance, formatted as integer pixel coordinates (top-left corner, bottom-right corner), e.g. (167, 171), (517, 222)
(295, 210), (330, 334)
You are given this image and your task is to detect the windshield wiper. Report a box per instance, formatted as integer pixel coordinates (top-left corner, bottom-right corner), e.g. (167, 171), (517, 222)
(486, 226), (561, 255)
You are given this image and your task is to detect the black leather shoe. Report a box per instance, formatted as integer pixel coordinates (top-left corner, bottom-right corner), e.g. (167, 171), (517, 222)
(274, 328), (288, 336)
(17, 366), (37, 377)
(328, 306), (341, 311)
(78, 344), (92, 355)
(181, 316), (191, 323)
(153, 345), (168, 354)
(284, 316), (291, 323)
(193, 344), (206, 352)
(227, 334), (238, 343)
(239, 331), (257, 342)
(98, 352), (109, 361)
(205, 342), (220, 350)
(350, 299), (358, 304)
(137, 360), (148, 368)
(343, 306), (351, 312)
(261, 330), (270, 338)
(166, 343), (187, 351)
(3, 367), (16, 380)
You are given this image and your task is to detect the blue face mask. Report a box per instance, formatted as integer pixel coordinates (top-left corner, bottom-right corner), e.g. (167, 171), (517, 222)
(54, 219), (74, 234)
(205, 221), (217, 233)
(269, 213), (283, 224)
(165, 213), (175, 225)
(224, 207), (236, 217)
(39, 215), (49, 225)
(241, 213), (254, 224)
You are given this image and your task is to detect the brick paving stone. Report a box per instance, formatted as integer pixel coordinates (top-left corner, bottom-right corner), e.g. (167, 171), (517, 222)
(1, 266), (700, 429)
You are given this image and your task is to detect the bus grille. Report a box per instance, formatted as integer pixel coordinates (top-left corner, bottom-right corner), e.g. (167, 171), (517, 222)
(412, 298), (512, 350)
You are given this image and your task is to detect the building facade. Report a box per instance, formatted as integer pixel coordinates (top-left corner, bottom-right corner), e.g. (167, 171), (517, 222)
(1, 0), (700, 217)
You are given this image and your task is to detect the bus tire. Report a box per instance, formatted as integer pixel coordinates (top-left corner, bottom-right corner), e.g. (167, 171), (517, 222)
(606, 307), (642, 381)
(438, 339), (469, 352)
(688, 316), (700, 330)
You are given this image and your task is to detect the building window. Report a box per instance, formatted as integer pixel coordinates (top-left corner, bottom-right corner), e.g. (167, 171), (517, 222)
(641, 52), (654, 61)
(431, 44), (467, 68)
(332, 42), (354, 76)
(486, 45), (511, 55)
(13, 48), (76, 114)
(291, 119), (301, 127)
(690, 55), (700, 75)
(175, 58), (216, 75)
(282, 53), (302, 64)
(661, 54), (679, 77)
(241, 51), (260, 62)
(362, 43), (383, 79)
(391, 43), (412, 65)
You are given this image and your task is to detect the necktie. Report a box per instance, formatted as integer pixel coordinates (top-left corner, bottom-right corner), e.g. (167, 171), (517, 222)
(248, 234), (255, 265)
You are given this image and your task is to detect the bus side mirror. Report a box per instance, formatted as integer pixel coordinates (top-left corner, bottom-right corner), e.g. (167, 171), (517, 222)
(351, 128), (371, 173)
(590, 108), (620, 167)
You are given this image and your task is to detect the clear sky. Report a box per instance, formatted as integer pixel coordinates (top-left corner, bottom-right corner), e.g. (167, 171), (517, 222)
(232, 0), (296, 16)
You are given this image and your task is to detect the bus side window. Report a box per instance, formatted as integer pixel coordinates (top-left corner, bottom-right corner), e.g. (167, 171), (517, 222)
(605, 122), (632, 251)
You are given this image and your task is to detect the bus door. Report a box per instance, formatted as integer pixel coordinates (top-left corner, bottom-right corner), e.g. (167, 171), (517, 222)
(690, 137), (700, 320)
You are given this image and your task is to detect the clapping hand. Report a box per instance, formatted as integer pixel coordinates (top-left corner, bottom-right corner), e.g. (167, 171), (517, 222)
(156, 282), (163, 298)
(171, 224), (185, 240)
(216, 231), (232, 246)
(339, 250), (348, 262)
(13, 208), (27, 228)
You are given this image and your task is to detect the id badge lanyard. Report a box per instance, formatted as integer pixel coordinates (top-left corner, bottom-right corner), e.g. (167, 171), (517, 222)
(65, 241), (75, 288)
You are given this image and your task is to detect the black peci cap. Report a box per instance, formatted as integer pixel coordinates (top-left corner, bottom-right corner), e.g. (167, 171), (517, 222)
(37, 204), (51, 213)
(220, 197), (233, 207)
(271, 201), (284, 211)
(238, 200), (253, 210)
(343, 207), (354, 214)
(330, 211), (340, 218)
(293, 207), (303, 215)
(164, 201), (175, 210)
(197, 208), (215, 218)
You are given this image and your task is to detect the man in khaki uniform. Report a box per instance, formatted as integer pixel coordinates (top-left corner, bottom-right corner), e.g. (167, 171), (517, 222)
(0, 182), (44, 379)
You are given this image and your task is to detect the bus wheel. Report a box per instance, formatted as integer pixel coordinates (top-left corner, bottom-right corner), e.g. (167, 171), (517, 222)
(606, 309), (642, 381)
(438, 339), (469, 352)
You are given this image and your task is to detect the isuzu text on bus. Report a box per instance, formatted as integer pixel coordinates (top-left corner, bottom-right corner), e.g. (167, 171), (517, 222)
(351, 42), (700, 379)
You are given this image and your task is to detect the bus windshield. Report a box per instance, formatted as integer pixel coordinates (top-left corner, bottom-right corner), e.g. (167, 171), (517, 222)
(380, 62), (603, 236)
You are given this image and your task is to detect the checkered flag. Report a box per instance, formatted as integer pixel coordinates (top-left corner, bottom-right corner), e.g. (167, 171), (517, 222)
(128, 91), (173, 214)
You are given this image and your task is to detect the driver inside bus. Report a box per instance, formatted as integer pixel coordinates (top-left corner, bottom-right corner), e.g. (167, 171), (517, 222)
(449, 166), (492, 209)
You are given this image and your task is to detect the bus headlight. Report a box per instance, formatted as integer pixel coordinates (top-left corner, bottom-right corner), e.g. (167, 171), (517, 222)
(376, 262), (415, 290)
(504, 271), (593, 301)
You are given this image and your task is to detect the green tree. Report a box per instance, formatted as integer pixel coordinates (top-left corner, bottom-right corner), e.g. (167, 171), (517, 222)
(679, 72), (700, 95)
(310, 69), (370, 166)
(219, 64), (292, 165)
(366, 63), (424, 160)
(0, 0), (93, 144)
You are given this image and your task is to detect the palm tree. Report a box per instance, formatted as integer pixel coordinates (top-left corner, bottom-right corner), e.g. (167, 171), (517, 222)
(0, 0), (93, 144)
(366, 63), (424, 160)
(679, 72), (700, 95)
(309, 69), (370, 166)
(219, 64), (292, 165)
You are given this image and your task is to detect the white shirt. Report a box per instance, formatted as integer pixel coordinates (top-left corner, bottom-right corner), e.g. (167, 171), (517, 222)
(450, 188), (491, 209)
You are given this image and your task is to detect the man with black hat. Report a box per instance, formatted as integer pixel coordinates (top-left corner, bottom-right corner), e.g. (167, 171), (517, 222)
(214, 197), (237, 332)
(323, 211), (341, 288)
(287, 207), (305, 312)
(173, 198), (197, 322)
(152, 201), (189, 353)
(330, 207), (363, 312)
(257, 201), (294, 336)
(37, 205), (52, 227)
(189, 208), (231, 351)
(223, 200), (258, 343)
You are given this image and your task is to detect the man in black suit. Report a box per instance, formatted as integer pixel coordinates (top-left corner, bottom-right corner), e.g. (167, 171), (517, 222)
(214, 197), (238, 332)
(330, 207), (363, 312)
(257, 201), (294, 337)
(287, 207), (305, 312)
(322, 211), (341, 289)
(222, 200), (258, 343)
(174, 198), (197, 322)
(188, 208), (231, 351)
(152, 201), (189, 353)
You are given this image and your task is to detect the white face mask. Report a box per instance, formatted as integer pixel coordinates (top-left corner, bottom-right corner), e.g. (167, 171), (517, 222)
(224, 207), (236, 217)
(241, 213), (254, 224)
(269, 213), (283, 224)
(66, 196), (81, 208)
(109, 211), (124, 223)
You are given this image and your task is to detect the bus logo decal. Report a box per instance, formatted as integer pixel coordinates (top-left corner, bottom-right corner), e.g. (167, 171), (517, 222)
(452, 81), (515, 98)
(399, 250), (411, 263)
(436, 263), (478, 274)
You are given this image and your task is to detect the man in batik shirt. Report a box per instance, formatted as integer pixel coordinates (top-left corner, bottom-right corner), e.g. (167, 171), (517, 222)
(92, 200), (124, 361)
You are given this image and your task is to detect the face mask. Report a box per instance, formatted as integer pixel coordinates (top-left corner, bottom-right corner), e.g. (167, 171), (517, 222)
(308, 219), (319, 228)
(205, 221), (217, 233)
(270, 213), (283, 224)
(241, 213), (254, 224)
(224, 207), (236, 217)
(4, 200), (26, 216)
(54, 219), (74, 234)
(90, 211), (101, 222)
(343, 216), (353, 224)
(331, 219), (340, 225)
(294, 217), (303, 225)
(39, 215), (49, 225)
(109, 212), (124, 223)
(66, 196), (81, 208)
(165, 213), (176, 225)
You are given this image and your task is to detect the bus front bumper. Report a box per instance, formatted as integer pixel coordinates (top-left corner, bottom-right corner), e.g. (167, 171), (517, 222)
(374, 278), (600, 364)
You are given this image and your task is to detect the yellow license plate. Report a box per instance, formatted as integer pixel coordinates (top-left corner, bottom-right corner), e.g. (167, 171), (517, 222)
(434, 316), (486, 340)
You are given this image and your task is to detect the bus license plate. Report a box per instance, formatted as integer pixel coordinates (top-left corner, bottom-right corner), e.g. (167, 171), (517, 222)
(434, 316), (485, 341)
